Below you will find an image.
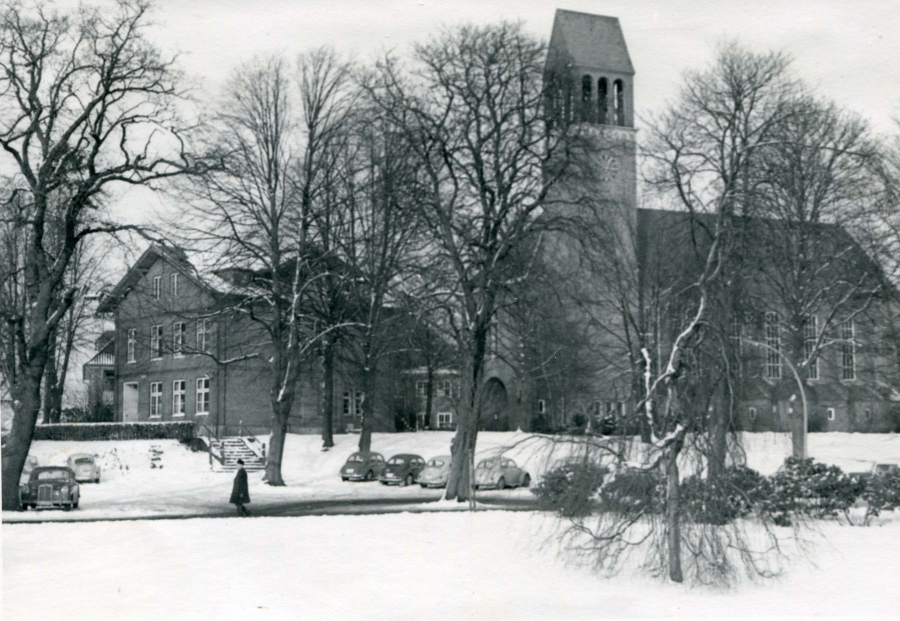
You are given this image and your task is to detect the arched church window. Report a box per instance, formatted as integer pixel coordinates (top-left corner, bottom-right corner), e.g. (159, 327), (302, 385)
(597, 78), (608, 124)
(581, 75), (593, 123)
(613, 79), (625, 126)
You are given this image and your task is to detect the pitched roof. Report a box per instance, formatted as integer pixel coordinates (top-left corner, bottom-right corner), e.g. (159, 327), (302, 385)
(548, 9), (634, 74)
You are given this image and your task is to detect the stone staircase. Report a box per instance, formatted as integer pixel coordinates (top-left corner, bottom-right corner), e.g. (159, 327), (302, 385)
(209, 437), (266, 472)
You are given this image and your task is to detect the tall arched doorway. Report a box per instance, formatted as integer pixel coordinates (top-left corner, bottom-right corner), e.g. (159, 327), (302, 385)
(479, 377), (509, 431)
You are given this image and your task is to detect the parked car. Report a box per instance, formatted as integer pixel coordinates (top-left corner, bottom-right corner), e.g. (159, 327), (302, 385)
(67, 453), (101, 483)
(19, 466), (80, 510)
(340, 451), (386, 482)
(418, 455), (452, 488)
(380, 454), (426, 486)
(850, 462), (900, 480)
(474, 457), (530, 490)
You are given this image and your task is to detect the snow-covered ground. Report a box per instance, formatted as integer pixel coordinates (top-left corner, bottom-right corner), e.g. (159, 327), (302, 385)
(4, 431), (900, 522)
(5, 510), (900, 620)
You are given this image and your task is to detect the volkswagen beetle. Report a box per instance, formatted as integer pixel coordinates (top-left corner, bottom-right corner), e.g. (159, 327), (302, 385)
(340, 451), (386, 482)
(67, 453), (102, 483)
(418, 455), (452, 488)
(379, 453), (425, 486)
(474, 457), (530, 490)
(19, 466), (80, 510)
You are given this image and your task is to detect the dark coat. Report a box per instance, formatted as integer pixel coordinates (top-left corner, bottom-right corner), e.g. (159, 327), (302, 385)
(230, 467), (250, 504)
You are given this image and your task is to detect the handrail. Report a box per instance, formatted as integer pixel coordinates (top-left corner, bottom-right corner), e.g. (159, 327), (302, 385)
(238, 420), (259, 445)
(199, 424), (219, 442)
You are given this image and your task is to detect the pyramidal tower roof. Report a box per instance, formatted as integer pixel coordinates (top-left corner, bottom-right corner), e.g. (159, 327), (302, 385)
(548, 9), (634, 75)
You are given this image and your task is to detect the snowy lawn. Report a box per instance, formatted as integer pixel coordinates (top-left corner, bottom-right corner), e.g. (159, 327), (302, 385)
(4, 510), (900, 620)
(3, 431), (900, 522)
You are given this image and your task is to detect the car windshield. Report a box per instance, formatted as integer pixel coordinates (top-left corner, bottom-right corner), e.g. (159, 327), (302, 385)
(875, 464), (892, 473)
(35, 470), (68, 481)
(74, 457), (93, 465)
(428, 459), (445, 467)
(347, 455), (363, 463)
(477, 460), (499, 469)
(388, 457), (405, 465)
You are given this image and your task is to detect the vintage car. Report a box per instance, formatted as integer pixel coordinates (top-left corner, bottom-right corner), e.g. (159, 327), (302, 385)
(379, 454), (426, 486)
(67, 453), (102, 483)
(19, 466), (80, 510)
(340, 451), (387, 482)
(418, 455), (452, 489)
(850, 462), (900, 480)
(474, 457), (531, 490)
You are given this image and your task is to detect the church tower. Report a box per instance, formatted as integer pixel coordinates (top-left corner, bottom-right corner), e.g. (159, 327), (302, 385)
(545, 9), (638, 230)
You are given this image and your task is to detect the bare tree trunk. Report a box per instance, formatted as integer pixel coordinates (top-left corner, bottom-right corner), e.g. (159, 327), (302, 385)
(424, 364), (434, 429)
(357, 365), (376, 452)
(321, 339), (335, 448)
(665, 440), (684, 583)
(42, 328), (61, 424)
(266, 403), (291, 486)
(2, 370), (42, 510)
(445, 358), (481, 501)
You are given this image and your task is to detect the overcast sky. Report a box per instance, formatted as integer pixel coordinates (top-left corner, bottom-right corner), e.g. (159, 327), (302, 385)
(97, 0), (900, 239)
(142, 0), (900, 133)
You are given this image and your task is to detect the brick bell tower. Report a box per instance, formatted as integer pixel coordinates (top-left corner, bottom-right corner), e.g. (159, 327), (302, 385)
(545, 9), (638, 235)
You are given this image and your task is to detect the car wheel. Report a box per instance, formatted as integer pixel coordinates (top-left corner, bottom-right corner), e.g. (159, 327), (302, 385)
(420, 483), (428, 489)
(63, 503), (72, 512)
(341, 477), (349, 482)
(74, 499), (79, 509)
(496, 477), (505, 490)
(522, 474), (531, 488)
(404, 474), (414, 487)
(365, 470), (374, 481)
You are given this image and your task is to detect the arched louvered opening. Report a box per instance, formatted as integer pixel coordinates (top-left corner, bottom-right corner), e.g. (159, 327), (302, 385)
(613, 79), (625, 126)
(597, 78), (608, 124)
(581, 75), (593, 123)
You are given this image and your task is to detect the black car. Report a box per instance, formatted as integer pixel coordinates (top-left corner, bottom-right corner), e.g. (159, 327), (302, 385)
(19, 466), (81, 510)
(379, 454), (426, 486)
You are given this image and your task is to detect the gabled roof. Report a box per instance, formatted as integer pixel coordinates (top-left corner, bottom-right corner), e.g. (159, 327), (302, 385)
(548, 9), (634, 74)
(96, 244), (217, 314)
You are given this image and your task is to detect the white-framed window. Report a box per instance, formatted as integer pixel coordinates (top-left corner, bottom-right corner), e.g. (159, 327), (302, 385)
(153, 275), (161, 299)
(170, 273), (179, 297)
(416, 381), (427, 397)
(150, 382), (162, 418)
(438, 379), (453, 398)
(765, 312), (782, 379)
(172, 380), (185, 416)
(150, 325), (163, 360)
(618, 402), (626, 417)
(437, 411), (453, 428)
(173, 322), (185, 357)
(196, 319), (210, 353)
(196, 377), (210, 415)
(592, 401), (601, 416)
(342, 391), (352, 416)
(538, 399), (546, 414)
(841, 319), (856, 380)
(827, 408), (836, 421)
(748, 407), (757, 421)
(127, 329), (136, 363)
(804, 315), (818, 379)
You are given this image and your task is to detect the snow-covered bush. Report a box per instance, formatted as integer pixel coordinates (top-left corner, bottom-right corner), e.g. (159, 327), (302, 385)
(679, 466), (768, 525)
(531, 461), (609, 517)
(862, 472), (900, 522)
(598, 468), (665, 515)
(761, 457), (864, 525)
(33, 421), (195, 442)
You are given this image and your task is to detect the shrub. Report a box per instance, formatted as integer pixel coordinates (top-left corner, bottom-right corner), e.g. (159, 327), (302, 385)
(761, 457), (864, 525)
(599, 468), (665, 515)
(33, 421), (195, 442)
(532, 460), (609, 517)
(862, 472), (900, 521)
(679, 466), (769, 525)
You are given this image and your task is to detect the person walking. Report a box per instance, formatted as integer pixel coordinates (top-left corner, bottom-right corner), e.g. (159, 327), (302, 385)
(230, 459), (251, 516)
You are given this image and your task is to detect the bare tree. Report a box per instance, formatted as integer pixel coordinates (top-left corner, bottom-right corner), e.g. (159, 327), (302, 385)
(0, 0), (201, 510)
(361, 22), (593, 501)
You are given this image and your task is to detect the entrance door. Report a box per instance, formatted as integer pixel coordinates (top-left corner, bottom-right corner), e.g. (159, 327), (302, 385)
(479, 378), (509, 431)
(123, 382), (139, 422)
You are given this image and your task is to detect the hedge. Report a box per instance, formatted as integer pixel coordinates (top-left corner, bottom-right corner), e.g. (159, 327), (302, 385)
(33, 421), (195, 441)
